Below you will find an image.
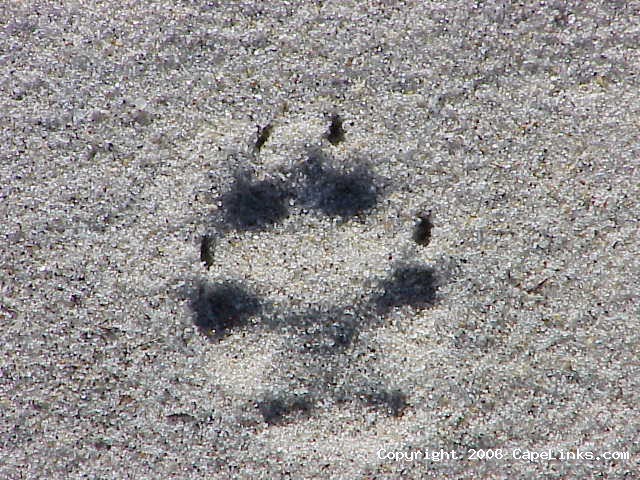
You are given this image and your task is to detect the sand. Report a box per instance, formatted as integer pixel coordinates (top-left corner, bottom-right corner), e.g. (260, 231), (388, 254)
(2, 1), (639, 478)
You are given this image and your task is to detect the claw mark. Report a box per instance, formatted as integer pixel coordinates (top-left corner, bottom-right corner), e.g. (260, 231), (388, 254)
(325, 113), (345, 145)
(254, 123), (273, 152)
(200, 234), (215, 269)
(413, 211), (433, 246)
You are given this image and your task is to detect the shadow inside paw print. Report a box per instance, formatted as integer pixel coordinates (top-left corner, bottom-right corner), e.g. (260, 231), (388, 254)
(375, 265), (438, 313)
(189, 263), (439, 421)
(192, 263), (440, 344)
(191, 281), (262, 340)
(298, 148), (378, 219)
(359, 386), (408, 417)
(257, 392), (313, 425)
(255, 383), (407, 424)
(282, 306), (362, 355)
(221, 173), (292, 230)
(190, 124), (444, 424)
(217, 149), (379, 232)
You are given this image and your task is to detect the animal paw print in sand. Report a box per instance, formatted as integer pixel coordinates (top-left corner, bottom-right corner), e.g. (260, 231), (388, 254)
(190, 115), (441, 425)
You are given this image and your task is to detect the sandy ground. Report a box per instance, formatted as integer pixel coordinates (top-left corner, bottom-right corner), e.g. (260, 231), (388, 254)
(2, 1), (639, 478)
